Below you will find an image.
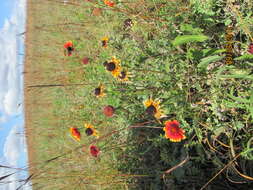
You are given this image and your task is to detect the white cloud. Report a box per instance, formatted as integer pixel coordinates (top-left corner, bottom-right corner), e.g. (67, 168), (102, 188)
(4, 88), (21, 115)
(3, 125), (23, 166)
(0, 0), (26, 118)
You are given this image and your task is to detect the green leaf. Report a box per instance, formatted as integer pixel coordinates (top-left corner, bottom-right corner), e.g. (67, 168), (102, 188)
(227, 94), (250, 104)
(198, 55), (224, 70)
(233, 121), (244, 131)
(234, 54), (253, 61)
(219, 74), (253, 80)
(225, 19), (232, 26)
(172, 35), (209, 46)
(202, 48), (226, 56)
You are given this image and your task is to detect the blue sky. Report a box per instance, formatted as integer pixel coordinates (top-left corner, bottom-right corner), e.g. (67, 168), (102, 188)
(0, 0), (32, 189)
(0, 1), (13, 27)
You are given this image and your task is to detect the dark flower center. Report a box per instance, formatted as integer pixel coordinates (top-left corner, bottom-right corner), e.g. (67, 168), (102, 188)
(85, 128), (94, 136)
(118, 71), (126, 79)
(67, 46), (74, 52)
(102, 40), (107, 47)
(94, 88), (101, 95)
(146, 105), (157, 115)
(106, 62), (116, 71)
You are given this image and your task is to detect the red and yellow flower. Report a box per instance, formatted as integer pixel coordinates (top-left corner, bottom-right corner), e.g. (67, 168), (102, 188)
(104, 0), (115, 7)
(103, 105), (115, 117)
(64, 41), (74, 56)
(143, 98), (166, 119)
(163, 120), (186, 142)
(70, 127), (81, 141)
(90, 145), (100, 157)
(84, 123), (99, 138)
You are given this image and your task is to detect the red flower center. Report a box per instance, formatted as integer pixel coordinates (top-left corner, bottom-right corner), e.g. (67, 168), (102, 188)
(170, 127), (177, 133)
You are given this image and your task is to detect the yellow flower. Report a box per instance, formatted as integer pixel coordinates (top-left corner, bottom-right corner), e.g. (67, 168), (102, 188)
(143, 98), (166, 119)
(104, 56), (121, 78)
(101, 37), (109, 48)
(84, 123), (99, 138)
(117, 70), (133, 82)
(94, 84), (106, 98)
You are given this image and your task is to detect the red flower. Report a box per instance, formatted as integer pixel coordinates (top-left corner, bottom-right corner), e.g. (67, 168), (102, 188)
(64, 41), (74, 56)
(70, 127), (81, 141)
(104, 0), (115, 7)
(248, 43), (253, 54)
(103, 105), (115, 117)
(163, 120), (186, 142)
(82, 57), (89, 65)
(90, 145), (100, 157)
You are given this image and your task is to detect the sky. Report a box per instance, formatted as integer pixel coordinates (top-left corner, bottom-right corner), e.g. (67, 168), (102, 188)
(0, 0), (32, 189)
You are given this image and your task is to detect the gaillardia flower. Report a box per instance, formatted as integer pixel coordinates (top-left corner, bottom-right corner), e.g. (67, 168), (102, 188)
(104, 0), (115, 7)
(143, 98), (166, 119)
(82, 57), (89, 65)
(64, 41), (74, 56)
(90, 145), (100, 157)
(84, 123), (99, 138)
(103, 105), (115, 117)
(70, 127), (81, 141)
(104, 56), (121, 78)
(163, 120), (186, 142)
(101, 37), (109, 48)
(94, 84), (106, 97)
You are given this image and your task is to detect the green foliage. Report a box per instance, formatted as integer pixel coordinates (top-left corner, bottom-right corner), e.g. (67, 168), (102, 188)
(172, 35), (209, 46)
(198, 55), (224, 70)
